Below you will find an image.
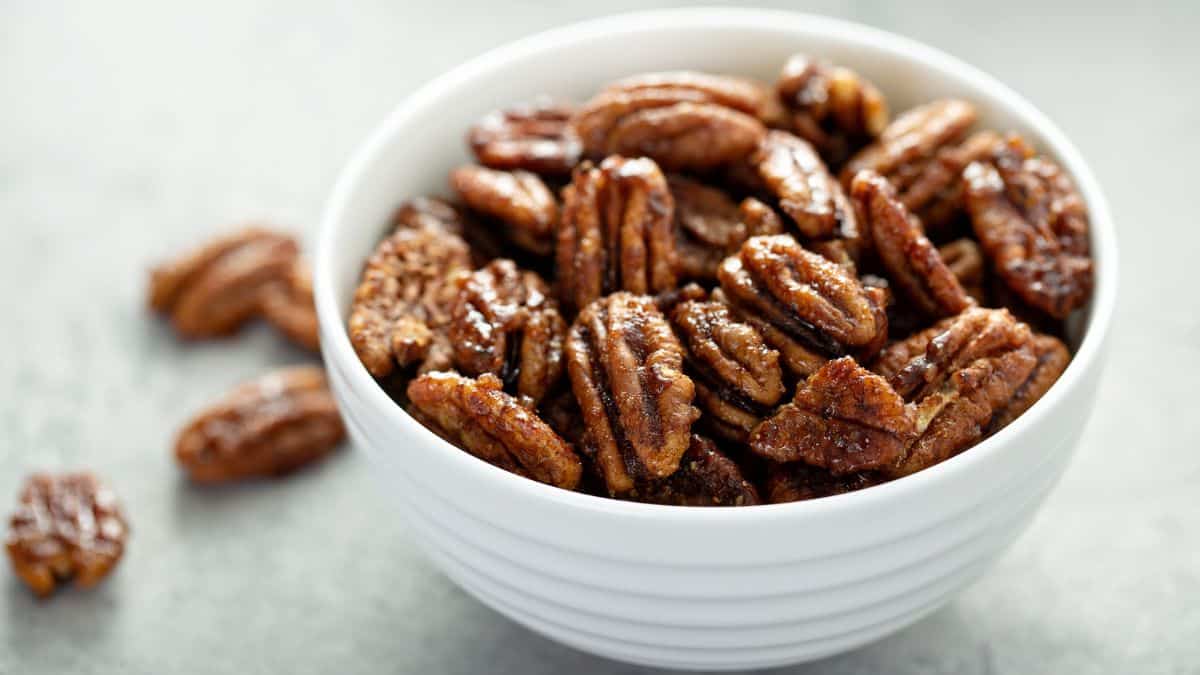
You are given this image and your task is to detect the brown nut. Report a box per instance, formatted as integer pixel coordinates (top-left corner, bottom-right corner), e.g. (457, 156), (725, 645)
(556, 156), (678, 313)
(776, 54), (889, 167)
(717, 234), (888, 376)
(390, 196), (508, 266)
(626, 435), (761, 506)
(148, 227), (299, 338)
(963, 135), (1093, 319)
(174, 366), (346, 483)
(348, 225), (473, 378)
(6, 473), (128, 597)
(260, 258), (319, 352)
(450, 165), (558, 256)
(766, 462), (884, 504)
(750, 130), (857, 239)
(986, 334), (1070, 433)
(448, 259), (566, 404)
(896, 130), (1002, 231)
(407, 371), (582, 490)
(468, 98), (582, 174)
(938, 238), (987, 304)
(669, 176), (782, 281)
(565, 292), (699, 494)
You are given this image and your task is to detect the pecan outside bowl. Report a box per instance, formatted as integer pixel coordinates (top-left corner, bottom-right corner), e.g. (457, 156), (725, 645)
(313, 10), (1117, 671)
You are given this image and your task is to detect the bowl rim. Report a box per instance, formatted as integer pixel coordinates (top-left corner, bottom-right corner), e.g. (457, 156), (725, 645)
(314, 7), (1118, 522)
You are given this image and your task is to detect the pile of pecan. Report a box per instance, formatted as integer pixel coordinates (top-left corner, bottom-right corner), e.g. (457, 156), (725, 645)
(348, 57), (1094, 506)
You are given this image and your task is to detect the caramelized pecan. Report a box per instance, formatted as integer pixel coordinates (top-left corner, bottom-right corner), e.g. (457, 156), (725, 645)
(766, 462), (883, 504)
(938, 238), (987, 303)
(468, 98), (581, 174)
(776, 54), (889, 167)
(669, 176), (783, 281)
(750, 130), (857, 239)
(842, 99), (977, 185)
(407, 372), (582, 489)
(390, 197), (507, 265)
(626, 435), (760, 506)
(898, 130), (1002, 231)
(565, 292), (699, 494)
(450, 165), (558, 256)
(260, 258), (319, 352)
(986, 334), (1070, 433)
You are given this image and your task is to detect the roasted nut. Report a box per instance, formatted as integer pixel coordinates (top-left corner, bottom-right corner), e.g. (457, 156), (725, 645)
(738, 196), (787, 235)
(390, 196), (507, 266)
(964, 135), (1093, 319)
(987, 334), (1070, 433)
(776, 54), (889, 167)
(938, 238), (987, 303)
(174, 366), (346, 483)
(556, 156), (677, 313)
(149, 228), (299, 338)
(6, 473), (127, 597)
(468, 98), (581, 174)
(566, 292), (699, 494)
(750, 130), (857, 239)
(896, 130), (1002, 232)
(670, 298), (785, 441)
(348, 225), (472, 378)
(766, 462), (883, 504)
(603, 72), (772, 116)
(717, 234), (888, 376)
(850, 170), (972, 318)
(626, 435), (761, 506)
(669, 176), (783, 281)
(260, 258), (319, 352)
(750, 357), (916, 474)
(407, 371), (582, 489)
(448, 259), (566, 404)
(450, 165), (558, 256)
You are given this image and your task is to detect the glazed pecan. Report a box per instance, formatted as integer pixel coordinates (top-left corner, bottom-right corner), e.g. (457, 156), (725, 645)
(750, 130), (857, 239)
(739, 196), (787, 235)
(390, 197), (506, 265)
(448, 259), (566, 404)
(468, 98), (581, 174)
(765, 462), (883, 504)
(776, 54), (889, 167)
(6, 473), (127, 597)
(964, 135), (1093, 318)
(717, 234), (888, 376)
(987, 334), (1070, 433)
(565, 292), (699, 494)
(670, 176), (784, 281)
(260, 258), (319, 352)
(670, 298), (784, 441)
(850, 170), (972, 318)
(450, 165), (558, 256)
(148, 227), (298, 338)
(174, 366), (346, 483)
(750, 357), (916, 474)
(556, 156), (677, 313)
(626, 435), (761, 506)
(348, 225), (472, 378)
(938, 238), (987, 303)
(407, 371), (582, 489)
(898, 130), (1002, 231)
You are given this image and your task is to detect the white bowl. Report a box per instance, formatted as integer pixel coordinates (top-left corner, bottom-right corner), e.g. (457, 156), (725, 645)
(314, 9), (1117, 670)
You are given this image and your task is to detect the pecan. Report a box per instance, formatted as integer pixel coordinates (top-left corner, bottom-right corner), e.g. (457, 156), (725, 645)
(174, 366), (346, 483)
(348, 225), (472, 378)
(626, 435), (761, 506)
(776, 54), (889, 167)
(963, 135), (1093, 318)
(850, 170), (972, 318)
(986, 334), (1070, 433)
(468, 98), (581, 174)
(750, 130), (857, 239)
(556, 156), (677, 313)
(565, 292), (699, 494)
(938, 238), (987, 303)
(738, 196), (787, 235)
(448, 259), (566, 404)
(390, 196), (507, 265)
(6, 473), (127, 597)
(765, 462), (883, 504)
(750, 357), (916, 474)
(669, 176), (782, 281)
(148, 227), (298, 338)
(407, 371), (582, 489)
(670, 298), (784, 442)
(898, 131), (1002, 232)
(260, 258), (319, 352)
(450, 165), (558, 256)
(717, 234), (888, 376)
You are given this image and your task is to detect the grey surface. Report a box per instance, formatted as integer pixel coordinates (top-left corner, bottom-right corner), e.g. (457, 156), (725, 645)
(1, 1), (1197, 674)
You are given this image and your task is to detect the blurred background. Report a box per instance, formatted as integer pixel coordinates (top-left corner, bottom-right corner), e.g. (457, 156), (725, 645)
(2, 1), (1197, 674)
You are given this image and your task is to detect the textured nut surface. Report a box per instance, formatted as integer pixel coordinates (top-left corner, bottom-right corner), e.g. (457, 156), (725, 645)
(450, 165), (558, 256)
(390, 197), (507, 265)
(174, 366), (346, 483)
(6, 473), (128, 597)
(566, 292), (699, 494)
(556, 156), (677, 313)
(987, 333), (1070, 433)
(895, 130), (1002, 231)
(751, 130), (857, 239)
(348, 225), (472, 378)
(670, 176), (782, 281)
(964, 136), (1093, 318)
(448, 259), (566, 404)
(939, 238), (987, 303)
(260, 258), (319, 352)
(468, 98), (581, 174)
(407, 371), (582, 489)
(776, 54), (889, 167)
(627, 435), (761, 506)
(841, 99), (978, 185)
(149, 227), (298, 338)
(766, 462), (883, 504)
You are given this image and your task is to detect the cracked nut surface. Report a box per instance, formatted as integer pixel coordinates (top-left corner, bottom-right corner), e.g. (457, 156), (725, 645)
(775, 54), (889, 167)
(260, 258), (319, 352)
(566, 292), (699, 494)
(448, 259), (566, 404)
(468, 98), (581, 174)
(175, 366), (346, 483)
(557, 156), (677, 313)
(766, 462), (883, 504)
(626, 435), (761, 506)
(450, 165), (558, 256)
(149, 227), (299, 338)
(407, 371), (582, 489)
(750, 130), (858, 239)
(964, 135), (1093, 319)
(6, 472), (127, 597)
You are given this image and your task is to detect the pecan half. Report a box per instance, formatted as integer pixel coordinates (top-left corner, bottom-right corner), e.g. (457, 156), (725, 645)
(348, 225), (472, 378)
(565, 292), (699, 494)
(261, 258), (319, 352)
(766, 462), (883, 504)
(938, 238), (987, 304)
(556, 156), (677, 313)
(750, 130), (857, 239)
(626, 435), (761, 506)
(717, 234), (888, 376)
(450, 165), (558, 256)
(390, 197), (507, 266)
(407, 371), (582, 489)
(776, 54), (889, 167)
(468, 98), (581, 174)
(6, 473), (128, 597)
(448, 259), (566, 404)
(174, 366), (346, 483)
(897, 130), (1002, 232)
(148, 227), (299, 338)
(964, 135), (1093, 318)
(669, 176), (783, 281)
(986, 334), (1070, 433)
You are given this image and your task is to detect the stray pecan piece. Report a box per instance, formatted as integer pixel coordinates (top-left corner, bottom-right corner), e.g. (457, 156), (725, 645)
(468, 98), (581, 174)
(450, 165), (558, 256)
(776, 54), (889, 167)
(566, 292), (699, 494)
(260, 258), (319, 352)
(750, 130), (857, 239)
(766, 463), (883, 504)
(407, 372), (582, 489)
(175, 366), (346, 483)
(6, 473), (127, 597)
(627, 435), (761, 506)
